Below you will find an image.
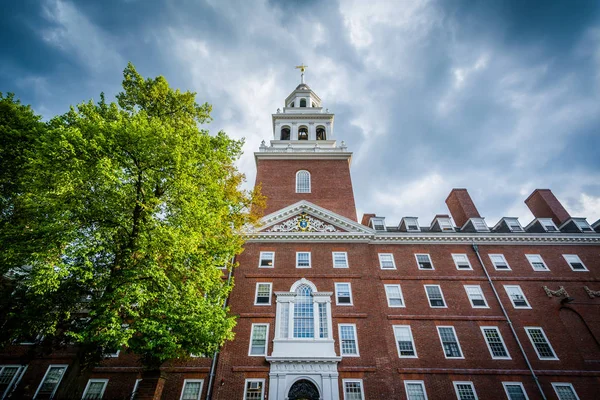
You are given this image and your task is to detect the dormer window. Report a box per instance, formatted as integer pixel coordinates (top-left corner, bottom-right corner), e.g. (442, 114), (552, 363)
(298, 126), (308, 140)
(316, 126), (326, 140)
(437, 217), (455, 232)
(280, 126), (291, 140)
(506, 218), (524, 232)
(300, 98), (307, 107)
(539, 218), (558, 232)
(404, 217), (420, 232)
(471, 218), (490, 232)
(370, 218), (386, 231)
(574, 219), (593, 232)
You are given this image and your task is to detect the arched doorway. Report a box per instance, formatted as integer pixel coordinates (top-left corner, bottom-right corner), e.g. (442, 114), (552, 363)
(288, 379), (320, 400)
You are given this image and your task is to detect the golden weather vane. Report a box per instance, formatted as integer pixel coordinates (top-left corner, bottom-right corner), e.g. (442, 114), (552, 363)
(295, 64), (308, 83)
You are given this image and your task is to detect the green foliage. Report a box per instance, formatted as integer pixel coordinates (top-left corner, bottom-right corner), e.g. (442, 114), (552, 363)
(0, 63), (263, 368)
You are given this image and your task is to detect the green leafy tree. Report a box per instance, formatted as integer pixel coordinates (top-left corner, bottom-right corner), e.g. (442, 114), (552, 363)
(0, 63), (263, 369)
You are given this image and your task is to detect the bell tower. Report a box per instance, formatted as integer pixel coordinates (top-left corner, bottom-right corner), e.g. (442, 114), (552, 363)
(254, 67), (357, 221)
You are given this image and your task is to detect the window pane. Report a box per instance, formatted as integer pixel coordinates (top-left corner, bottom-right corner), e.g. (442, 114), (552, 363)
(297, 252), (310, 267)
(554, 385), (578, 400)
(336, 283), (351, 304)
(83, 381), (106, 399)
(245, 381), (264, 400)
(395, 327), (415, 356)
(483, 328), (508, 358)
(416, 254), (432, 269)
(296, 171), (310, 193)
(439, 327), (462, 358)
(318, 303), (328, 338)
(250, 325), (267, 355)
(379, 254), (395, 268)
(505, 384), (527, 400)
(386, 285), (403, 306)
(333, 252), (348, 267)
(259, 252), (274, 267)
(256, 284), (270, 304)
(406, 383), (426, 400)
(426, 286), (445, 307)
(344, 381), (363, 400)
(294, 286), (314, 338)
(180, 382), (201, 400)
(455, 383), (476, 400)
(340, 325), (357, 355)
(38, 366), (66, 395)
(279, 303), (289, 339)
(528, 329), (556, 359)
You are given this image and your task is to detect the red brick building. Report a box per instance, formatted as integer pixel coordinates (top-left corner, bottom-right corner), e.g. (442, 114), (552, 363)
(2, 78), (600, 400)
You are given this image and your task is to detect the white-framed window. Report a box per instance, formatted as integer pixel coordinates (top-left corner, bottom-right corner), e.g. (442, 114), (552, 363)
(504, 285), (531, 309)
(464, 285), (488, 308)
(179, 379), (203, 400)
(471, 218), (489, 232)
(243, 379), (265, 400)
(335, 283), (353, 306)
(481, 327), (511, 359)
(453, 381), (478, 400)
(258, 251), (274, 268)
(489, 254), (511, 270)
(404, 380), (428, 400)
(505, 218), (524, 232)
(333, 251), (349, 268)
(378, 253), (396, 269)
(526, 254), (549, 271)
(342, 379), (364, 400)
(425, 285), (446, 308)
(551, 383), (580, 400)
(452, 254), (472, 270)
(562, 254), (588, 271)
(525, 327), (558, 360)
(296, 252), (311, 268)
(339, 324), (359, 356)
(437, 217), (455, 232)
(254, 283), (272, 306)
(296, 170), (311, 193)
(0, 365), (26, 399)
(539, 218), (558, 232)
(393, 325), (417, 358)
(384, 284), (405, 307)
(294, 284), (315, 338)
(574, 219), (593, 232)
(34, 365), (68, 399)
(131, 379), (142, 400)
(370, 217), (387, 231)
(404, 217), (420, 232)
(248, 324), (269, 356)
(415, 254), (434, 270)
(82, 379), (108, 399)
(502, 382), (529, 400)
(437, 326), (463, 359)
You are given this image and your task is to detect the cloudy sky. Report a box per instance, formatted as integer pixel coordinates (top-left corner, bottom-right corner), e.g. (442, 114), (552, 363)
(2, 0), (600, 226)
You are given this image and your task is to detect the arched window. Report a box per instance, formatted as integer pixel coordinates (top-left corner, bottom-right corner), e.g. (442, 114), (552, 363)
(296, 170), (310, 193)
(298, 126), (308, 140)
(316, 126), (326, 140)
(281, 126), (291, 140)
(294, 284), (314, 338)
(300, 98), (307, 107)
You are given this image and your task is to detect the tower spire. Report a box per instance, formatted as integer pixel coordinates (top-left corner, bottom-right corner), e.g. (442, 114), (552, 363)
(295, 64), (308, 84)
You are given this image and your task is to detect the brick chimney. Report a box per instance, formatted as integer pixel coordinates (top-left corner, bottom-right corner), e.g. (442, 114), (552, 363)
(525, 189), (571, 226)
(445, 189), (482, 228)
(361, 213), (376, 227)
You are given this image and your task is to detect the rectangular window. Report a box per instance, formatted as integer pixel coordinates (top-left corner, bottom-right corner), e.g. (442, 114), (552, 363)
(438, 217), (455, 231)
(575, 219), (593, 232)
(404, 381), (427, 400)
(342, 379), (364, 400)
(279, 303), (289, 339)
(415, 254), (434, 270)
(254, 283), (272, 305)
(464, 285), (488, 308)
(180, 379), (203, 400)
(248, 324), (269, 356)
(244, 379), (265, 400)
(425, 285), (446, 308)
(551, 383), (580, 400)
(437, 326), (463, 359)
(452, 254), (472, 270)
(489, 254), (510, 270)
(371, 218), (386, 231)
(563, 254), (588, 271)
(0, 365), (25, 399)
(526, 254), (549, 271)
(393, 325), (417, 358)
(82, 379), (108, 399)
(378, 253), (396, 269)
(539, 218), (558, 232)
(404, 217), (420, 232)
(333, 252), (349, 268)
(131, 379), (142, 400)
(34, 365), (68, 399)
(384, 284), (405, 307)
(296, 252), (311, 268)
(453, 382), (478, 400)
(318, 303), (328, 339)
(525, 327), (558, 360)
(335, 283), (353, 306)
(502, 382), (529, 400)
(481, 327), (511, 359)
(504, 285), (531, 309)
(258, 251), (274, 268)
(339, 324), (359, 356)
(506, 218), (524, 232)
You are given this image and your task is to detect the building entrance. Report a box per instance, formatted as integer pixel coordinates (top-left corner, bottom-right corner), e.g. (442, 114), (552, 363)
(288, 379), (320, 400)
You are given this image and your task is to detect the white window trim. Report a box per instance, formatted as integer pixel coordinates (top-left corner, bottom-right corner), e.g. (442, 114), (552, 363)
(415, 253), (434, 270)
(525, 254), (550, 272)
(539, 218), (559, 232)
(424, 285), (447, 308)
(332, 251), (349, 268)
(453, 381), (478, 400)
(489, 254), (511, 270)
(502, 382), (529, 400)
(452, 253), (473, 270)
(525, 327), (558, 360)
(254, 282), (272, 306)
(258, 251), (275, 268)
(436, 326), (464, 359)
(248, 323), (269, 357)
(0, 365), (27, 399)
(370, 217), (387, 231)
(338, 324), (360, 357)
(34, 364), (68, 399)
(464, 285), (489, 308)
(393, 325), (418, 358)
(295, 170), (311, 193)
(503, 285), (531, 309)
(384, 284), (405, 308)
(480, 326), (511, 360)
(551, 383), (580, 400)
(404, 380), (428, 400)
(104, 349), (120, 358)
(82, 379), (109, 399)
(296, 252), (311, 268)
(131, 379), (142, 400)
(335, 282), (353, 306)
(179, 379), (204, 400)
(562, 254), (588, 272)
(243, 378), (266, 400)
(342, 379), (365, 400)
(378, 253), (396, 270)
